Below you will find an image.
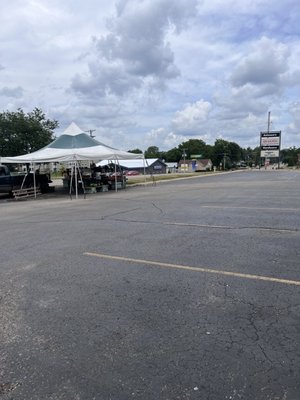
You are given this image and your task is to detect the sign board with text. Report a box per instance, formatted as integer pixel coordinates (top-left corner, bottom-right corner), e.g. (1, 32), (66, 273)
(260, 131), (281, 158)
(190, 154), (202, 159)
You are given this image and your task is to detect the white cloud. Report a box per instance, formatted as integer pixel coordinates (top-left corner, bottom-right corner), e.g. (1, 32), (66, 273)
(172, 100), (212, 134)
(71, 0), (197, 98)
(0, 0), (300, 150)
(231, 37), (290, 89)
(164, 132), (187, 148)
(286, 102), (300, 136)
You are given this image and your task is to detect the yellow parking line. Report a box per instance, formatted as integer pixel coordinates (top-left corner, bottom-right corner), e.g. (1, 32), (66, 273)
(84, 252), (300, 286)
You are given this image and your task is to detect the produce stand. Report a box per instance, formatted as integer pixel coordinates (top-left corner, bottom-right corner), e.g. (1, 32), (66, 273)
(62, 163), (127, 196)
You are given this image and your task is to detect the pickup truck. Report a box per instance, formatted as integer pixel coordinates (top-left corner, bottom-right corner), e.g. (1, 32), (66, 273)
(0, 164), (51, 195)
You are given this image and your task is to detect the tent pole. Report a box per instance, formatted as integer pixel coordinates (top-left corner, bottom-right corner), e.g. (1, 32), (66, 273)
(69, 163), (74, 200)
(114, 161), (117, 192)
(143, 154), (146, 184)
(75, 159), (78, 199)
(20, 165), (29, 190)
(117, 159), (123, 190)
(33, 162), (37, 198)
(77, 163), (86, 199)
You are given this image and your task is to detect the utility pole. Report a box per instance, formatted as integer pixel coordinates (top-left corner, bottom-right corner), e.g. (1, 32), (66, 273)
(86, 129), (96, 138)
(267, 111), (271, 133)
(266, 111), (278, 169)
(182, 149), (187, 173)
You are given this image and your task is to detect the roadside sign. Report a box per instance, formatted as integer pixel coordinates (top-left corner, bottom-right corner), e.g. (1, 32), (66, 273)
(260, 131), (281, 158)
(191, 154), (202, 159)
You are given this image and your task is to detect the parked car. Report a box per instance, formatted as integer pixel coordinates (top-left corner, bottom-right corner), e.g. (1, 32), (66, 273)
(109, 172), (123, 177)
(0, 164), (51, 195)
(125, 170), (140, 176)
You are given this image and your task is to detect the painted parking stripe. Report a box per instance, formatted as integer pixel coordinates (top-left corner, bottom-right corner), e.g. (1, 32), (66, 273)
(84, 252), (300, 286)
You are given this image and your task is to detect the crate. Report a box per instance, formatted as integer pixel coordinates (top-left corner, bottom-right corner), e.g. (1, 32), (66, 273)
(85, 186), (97, 194)
(100, 185), (109, 192)
(111, 182), (125, 190)
(12, 187), (41, 200)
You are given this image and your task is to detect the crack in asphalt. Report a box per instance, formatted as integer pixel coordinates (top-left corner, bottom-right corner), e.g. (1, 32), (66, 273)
(3, 214), (299, 234)
(151, 202), (164, 213)
(109, 218), (300, 233)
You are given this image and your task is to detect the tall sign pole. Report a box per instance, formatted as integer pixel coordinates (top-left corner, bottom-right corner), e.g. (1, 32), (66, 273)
(260, 112), (281, 169)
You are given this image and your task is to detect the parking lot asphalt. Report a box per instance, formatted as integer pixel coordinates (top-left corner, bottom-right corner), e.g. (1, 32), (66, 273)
(0, 170), (299, 400)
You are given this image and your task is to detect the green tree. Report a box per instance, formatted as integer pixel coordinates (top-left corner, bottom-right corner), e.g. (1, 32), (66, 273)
(164, 147), (182, 162)
(178, 139), (208, 159)
(251, 146), (261, 166)
(205, 144), (215, 161)
(281, 147), (300, 166)
(227, 141), (242, 163)
(242, 146), (260, 167)
(128, 148), (143, 154)
(211, 139), (229, 168)
(164, 139), (223, 164)
(0, 108), (58, 157)
(211, 139), (243, 168)
(144, 146), (160, 158)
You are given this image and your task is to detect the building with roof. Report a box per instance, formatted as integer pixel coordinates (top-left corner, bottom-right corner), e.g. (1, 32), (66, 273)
(178, 159), (213, 172)
(97, 158), (167, 174)
(165, 162), (178, 173)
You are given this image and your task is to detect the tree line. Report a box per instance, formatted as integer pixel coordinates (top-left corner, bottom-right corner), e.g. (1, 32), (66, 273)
(133, 140), (260, 168)
(0, 108), (299, 167)
(131, 140), (300, 168)
(0, 108), (58, 157)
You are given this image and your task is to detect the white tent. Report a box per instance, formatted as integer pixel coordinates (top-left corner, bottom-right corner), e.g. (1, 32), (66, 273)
(0, 122), (144, 198)
(97, 158), (159, 169)
(0, 122), (144, 163)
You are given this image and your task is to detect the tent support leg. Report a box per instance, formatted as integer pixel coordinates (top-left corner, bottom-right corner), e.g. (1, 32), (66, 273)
(77, 164), (86, 199)
(69, 163), (74, 200)
(33, 162), (37, 198)
(114, 162), (117, 192)
(74, 160), (78, 199)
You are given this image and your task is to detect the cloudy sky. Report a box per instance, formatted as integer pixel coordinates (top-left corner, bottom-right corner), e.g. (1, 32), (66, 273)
(1, 0), (300, 151)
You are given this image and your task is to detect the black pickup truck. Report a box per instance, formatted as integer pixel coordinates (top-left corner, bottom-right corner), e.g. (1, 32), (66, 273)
(0, 164), (51, 195)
